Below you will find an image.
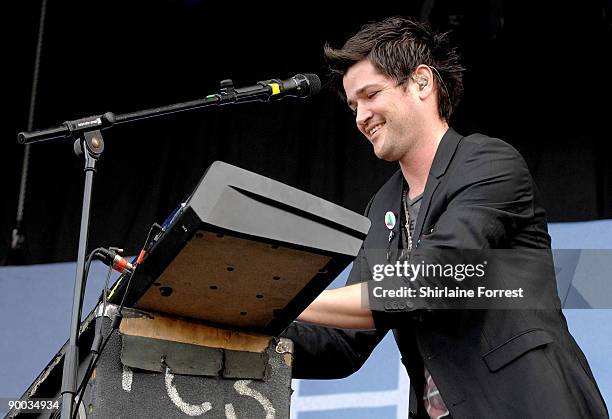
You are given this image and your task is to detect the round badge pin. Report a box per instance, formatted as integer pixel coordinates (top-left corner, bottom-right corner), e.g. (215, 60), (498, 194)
(385, 211), (396, 230)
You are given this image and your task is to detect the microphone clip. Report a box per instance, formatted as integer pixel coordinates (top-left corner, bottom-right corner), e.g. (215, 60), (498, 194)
(219, 79), (236, 96)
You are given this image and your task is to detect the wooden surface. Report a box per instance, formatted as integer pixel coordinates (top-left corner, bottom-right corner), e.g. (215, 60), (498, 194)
(120, 310), (272, 353)
(134, 231), (331, 329)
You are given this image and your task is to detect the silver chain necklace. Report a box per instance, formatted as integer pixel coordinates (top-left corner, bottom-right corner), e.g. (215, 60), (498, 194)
(403, 189), (413, 253)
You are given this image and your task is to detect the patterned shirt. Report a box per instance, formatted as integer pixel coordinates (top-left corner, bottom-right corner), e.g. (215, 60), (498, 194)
(402, 188), (450, 419)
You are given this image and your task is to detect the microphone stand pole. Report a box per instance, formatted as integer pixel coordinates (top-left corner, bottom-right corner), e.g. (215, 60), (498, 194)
(59, 131), (103, 419)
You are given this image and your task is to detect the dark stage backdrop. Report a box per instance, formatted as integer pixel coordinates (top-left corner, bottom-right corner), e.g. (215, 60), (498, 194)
(2, 0), (611, 265)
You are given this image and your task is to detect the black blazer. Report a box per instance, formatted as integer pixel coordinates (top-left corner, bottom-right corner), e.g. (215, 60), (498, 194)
(284, 128), (608, 418)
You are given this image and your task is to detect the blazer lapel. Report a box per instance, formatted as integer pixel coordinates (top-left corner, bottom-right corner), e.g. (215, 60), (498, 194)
(384, 171), (404, 252)
(413, 128), (463, 244)
(364, 170), (404, 269)
(413, 176), (440, 244)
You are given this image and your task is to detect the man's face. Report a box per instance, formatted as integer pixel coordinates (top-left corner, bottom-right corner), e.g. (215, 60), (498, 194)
(343, 60), (422, 162)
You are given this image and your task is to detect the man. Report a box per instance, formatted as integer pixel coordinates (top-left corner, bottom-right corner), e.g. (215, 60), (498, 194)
(282, 17), (608, 418)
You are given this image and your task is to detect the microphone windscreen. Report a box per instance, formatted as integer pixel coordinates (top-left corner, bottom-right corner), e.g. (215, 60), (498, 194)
(302, 73), (321, 96)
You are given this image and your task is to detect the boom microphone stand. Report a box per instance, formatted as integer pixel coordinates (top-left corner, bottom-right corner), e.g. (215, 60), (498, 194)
(16, 73), (320, 418)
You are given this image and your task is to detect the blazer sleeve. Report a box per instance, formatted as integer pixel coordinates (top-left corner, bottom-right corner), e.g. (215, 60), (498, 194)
(282, 196), (389, 379)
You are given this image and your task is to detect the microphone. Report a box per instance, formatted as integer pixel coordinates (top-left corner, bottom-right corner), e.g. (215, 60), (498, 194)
(227, 73), (321, 103)
(263, 74), (322, 99)
(95, 248), (135, 274)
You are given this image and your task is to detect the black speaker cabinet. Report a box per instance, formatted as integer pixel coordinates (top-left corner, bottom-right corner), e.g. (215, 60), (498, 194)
(7, 304), (294, 419)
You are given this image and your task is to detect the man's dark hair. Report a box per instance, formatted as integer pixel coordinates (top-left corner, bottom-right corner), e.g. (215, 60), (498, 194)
(324, 16), (464, 121)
